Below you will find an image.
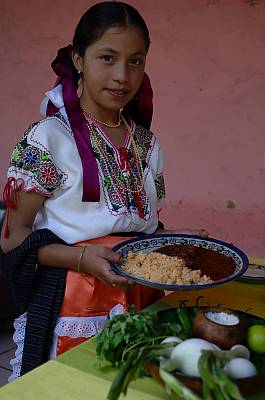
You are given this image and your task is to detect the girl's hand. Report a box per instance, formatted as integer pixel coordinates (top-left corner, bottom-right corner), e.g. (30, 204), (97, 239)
(182, 228), (209, 238)
(156, 228), (209, 238)
(80, 245), (135, 287)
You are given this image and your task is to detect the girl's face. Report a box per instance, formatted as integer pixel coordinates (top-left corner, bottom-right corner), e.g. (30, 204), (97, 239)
(73, 25), (147, 119)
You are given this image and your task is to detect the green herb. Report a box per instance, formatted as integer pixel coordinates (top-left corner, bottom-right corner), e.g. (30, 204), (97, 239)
(96, 306), (256, 400)
(96, 305), (181, 367)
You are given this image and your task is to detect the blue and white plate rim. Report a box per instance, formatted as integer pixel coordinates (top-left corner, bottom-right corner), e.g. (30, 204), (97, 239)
(111, 234), (249, 291)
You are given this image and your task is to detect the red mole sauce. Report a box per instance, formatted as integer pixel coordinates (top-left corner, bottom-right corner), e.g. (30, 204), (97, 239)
(155, 244), (236, 281)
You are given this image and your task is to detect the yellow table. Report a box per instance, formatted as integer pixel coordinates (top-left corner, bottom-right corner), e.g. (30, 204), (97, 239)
(148, 256), (265, 317)
(0, 258), (264, 400)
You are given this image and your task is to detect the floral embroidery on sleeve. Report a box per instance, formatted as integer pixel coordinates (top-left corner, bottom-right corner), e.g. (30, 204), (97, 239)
(9, 124), (65, 195)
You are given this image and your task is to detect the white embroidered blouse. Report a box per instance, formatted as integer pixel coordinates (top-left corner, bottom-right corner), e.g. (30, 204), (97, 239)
(7, 110), (165, 244)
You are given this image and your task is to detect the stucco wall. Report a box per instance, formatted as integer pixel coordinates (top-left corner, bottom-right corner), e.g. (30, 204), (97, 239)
(1, 0), (265, 256)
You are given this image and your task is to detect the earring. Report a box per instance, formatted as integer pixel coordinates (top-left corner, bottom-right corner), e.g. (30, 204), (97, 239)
(77, 70), (83, 78)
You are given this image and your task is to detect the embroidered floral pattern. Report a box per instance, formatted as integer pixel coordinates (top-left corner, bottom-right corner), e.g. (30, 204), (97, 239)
(23, 148), (39, 169)
(38, 165), (60, 186)
(91, 126), (154, 218)
(155, 174), (166, 201)
(133, 126), (152, 170)
(9, 125), (64, 194)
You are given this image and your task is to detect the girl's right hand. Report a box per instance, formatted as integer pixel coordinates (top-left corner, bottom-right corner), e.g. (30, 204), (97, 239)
(80, 245), (135, 287)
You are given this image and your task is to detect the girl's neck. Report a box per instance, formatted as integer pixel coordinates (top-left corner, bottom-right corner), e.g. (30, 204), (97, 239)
(80, 100), (121, 127)
(81, 103), (128, 148)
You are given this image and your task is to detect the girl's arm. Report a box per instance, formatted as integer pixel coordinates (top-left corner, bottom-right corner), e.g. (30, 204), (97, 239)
(1, 189), (45, 252)
(0, 190), (132, 286)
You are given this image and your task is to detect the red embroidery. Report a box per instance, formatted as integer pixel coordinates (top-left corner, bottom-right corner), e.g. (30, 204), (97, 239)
(3, 177), (19, 238)
(118, 147), (145, 219)
(118, 147), (130, 171)
(133, 191), (145, 218)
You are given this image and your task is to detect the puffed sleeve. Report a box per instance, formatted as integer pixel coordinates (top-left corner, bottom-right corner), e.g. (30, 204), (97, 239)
(7, 118), (68, 197)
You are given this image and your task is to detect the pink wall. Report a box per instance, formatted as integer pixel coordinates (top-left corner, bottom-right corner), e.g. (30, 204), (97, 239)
(1, 0), (265, 256)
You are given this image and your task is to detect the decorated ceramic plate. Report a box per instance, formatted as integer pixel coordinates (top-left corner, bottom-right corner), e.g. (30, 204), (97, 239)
(111, 234), (249, 291)
(236, 258), (265, 284)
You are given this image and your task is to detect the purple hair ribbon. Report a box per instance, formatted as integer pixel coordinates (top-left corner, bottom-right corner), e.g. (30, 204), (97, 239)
(47, 45), (100, 202)
(136, 72), (153, 129)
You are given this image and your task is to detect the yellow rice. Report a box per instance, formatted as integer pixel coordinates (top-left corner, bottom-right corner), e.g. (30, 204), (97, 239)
(122, 251), (213, 285)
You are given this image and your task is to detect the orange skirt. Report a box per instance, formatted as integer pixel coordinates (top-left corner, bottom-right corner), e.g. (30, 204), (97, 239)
(55, 236), (164, 356)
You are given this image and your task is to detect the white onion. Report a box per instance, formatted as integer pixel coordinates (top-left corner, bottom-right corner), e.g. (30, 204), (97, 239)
(230, 344), (250, 360)
(161, 336), (182, 344)
(225, 358), (257, 379)
(168, 338), (217, 377)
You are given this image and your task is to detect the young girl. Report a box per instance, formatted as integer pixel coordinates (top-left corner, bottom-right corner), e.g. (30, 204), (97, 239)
(0, 1), (206, 380)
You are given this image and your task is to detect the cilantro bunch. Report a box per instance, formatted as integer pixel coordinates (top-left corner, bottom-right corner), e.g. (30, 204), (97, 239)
(96, 305), (181, 367)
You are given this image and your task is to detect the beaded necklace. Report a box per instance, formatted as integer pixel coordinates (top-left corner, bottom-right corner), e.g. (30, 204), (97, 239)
(81, 106), (122, 128)
(84, 115), (146, 218)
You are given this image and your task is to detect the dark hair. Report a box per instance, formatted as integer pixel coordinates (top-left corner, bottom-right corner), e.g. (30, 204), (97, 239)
(72, 1), (150, 56)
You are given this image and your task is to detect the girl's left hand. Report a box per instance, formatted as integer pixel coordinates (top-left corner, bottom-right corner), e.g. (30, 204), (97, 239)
(156, 228), (209, 238)
(185, 228), (209, 238)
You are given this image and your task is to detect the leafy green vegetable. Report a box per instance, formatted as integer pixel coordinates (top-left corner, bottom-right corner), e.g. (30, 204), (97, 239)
(97, 305), (265, 400)
(96, 305), (181, 367)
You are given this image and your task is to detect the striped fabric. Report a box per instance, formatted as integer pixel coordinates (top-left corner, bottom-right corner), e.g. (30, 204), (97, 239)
(0, 229), (67, 375)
